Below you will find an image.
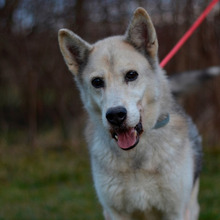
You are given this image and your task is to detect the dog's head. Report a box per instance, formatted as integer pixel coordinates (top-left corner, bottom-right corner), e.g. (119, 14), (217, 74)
(58, 8), (163, 150)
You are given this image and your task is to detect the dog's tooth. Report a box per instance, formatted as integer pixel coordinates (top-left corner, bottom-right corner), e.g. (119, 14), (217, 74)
(115, 134), (118, 141)
(134, 129), (138, 137)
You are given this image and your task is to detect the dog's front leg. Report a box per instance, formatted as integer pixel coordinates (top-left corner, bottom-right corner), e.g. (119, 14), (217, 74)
(104, 209), (130, 220)
(163, 210), (186, 220)
(104, 210), (111, 220)
(163, 215), (184, 220)
(184, 179), (200, 220)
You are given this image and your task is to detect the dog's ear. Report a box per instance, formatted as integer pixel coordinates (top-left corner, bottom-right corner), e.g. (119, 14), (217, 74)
(125, 7), (158, 59)
(58, 29), (92, 75)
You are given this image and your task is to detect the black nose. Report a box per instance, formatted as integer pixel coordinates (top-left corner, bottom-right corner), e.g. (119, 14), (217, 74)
(106, 106), (127, 126)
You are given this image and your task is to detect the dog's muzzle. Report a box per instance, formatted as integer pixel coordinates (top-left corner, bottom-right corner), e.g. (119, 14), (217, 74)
(106, 106), (143, 150)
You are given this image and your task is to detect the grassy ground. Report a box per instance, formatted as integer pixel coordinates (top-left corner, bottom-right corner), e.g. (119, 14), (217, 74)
(199, 149), (220, 219)
(0, 136), (219, 219)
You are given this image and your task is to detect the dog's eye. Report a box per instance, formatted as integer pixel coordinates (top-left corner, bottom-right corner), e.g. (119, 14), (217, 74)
(91, 77), (105, 88)
(125, 71), (138, 82)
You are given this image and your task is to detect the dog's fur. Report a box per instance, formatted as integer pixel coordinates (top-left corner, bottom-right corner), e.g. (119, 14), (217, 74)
(58, 8), (202, 220)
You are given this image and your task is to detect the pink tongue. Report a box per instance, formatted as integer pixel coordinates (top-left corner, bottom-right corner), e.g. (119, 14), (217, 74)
(117, 128), (137, 149)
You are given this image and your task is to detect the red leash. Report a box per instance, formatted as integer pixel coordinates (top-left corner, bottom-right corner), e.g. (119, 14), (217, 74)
(160, 0), (219, 68)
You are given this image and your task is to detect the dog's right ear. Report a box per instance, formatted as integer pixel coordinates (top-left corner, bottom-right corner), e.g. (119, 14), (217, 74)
(58, 29), (92, 75)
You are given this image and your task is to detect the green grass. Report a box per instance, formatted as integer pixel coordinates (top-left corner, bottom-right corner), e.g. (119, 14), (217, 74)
(199, 150), (220, 219)
(0, 143), (102, 220)
(0, 139), (219, 219)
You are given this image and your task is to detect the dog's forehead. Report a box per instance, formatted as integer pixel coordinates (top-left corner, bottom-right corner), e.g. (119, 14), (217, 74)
(88, 36), (149, 71)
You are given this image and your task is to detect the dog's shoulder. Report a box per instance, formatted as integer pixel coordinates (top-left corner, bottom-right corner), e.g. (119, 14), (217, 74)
(170, 102), (203, 183)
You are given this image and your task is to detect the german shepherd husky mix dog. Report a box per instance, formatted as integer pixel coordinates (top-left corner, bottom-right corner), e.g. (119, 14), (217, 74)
(58, 7), (202, 220)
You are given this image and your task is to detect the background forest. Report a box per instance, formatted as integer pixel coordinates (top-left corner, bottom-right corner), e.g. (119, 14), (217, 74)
(0, 0), (220, 219)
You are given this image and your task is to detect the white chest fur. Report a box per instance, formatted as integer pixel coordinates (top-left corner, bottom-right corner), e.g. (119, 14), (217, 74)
(90, 137), (194, 217)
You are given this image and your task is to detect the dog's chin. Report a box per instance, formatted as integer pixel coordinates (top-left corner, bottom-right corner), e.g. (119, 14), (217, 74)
(111, 120), (143, 151)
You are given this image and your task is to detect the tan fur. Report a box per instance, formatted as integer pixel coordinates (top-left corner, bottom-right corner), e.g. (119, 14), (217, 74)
(58, 7), (202, 220)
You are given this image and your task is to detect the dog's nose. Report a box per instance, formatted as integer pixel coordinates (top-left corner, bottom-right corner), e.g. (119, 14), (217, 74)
(106, 106), (127, 126)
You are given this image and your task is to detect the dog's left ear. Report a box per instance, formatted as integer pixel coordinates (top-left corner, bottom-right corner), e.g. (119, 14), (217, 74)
(125, 7), (158, 59)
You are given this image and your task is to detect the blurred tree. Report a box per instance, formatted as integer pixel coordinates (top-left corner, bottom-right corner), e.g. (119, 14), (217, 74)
(0, 0), (20, 33)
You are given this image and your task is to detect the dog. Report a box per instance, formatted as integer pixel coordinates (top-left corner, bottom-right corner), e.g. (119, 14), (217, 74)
(58, 7), (203, 220)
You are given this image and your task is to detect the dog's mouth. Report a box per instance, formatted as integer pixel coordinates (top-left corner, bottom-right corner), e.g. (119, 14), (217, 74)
(111, 121), (143, 150)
